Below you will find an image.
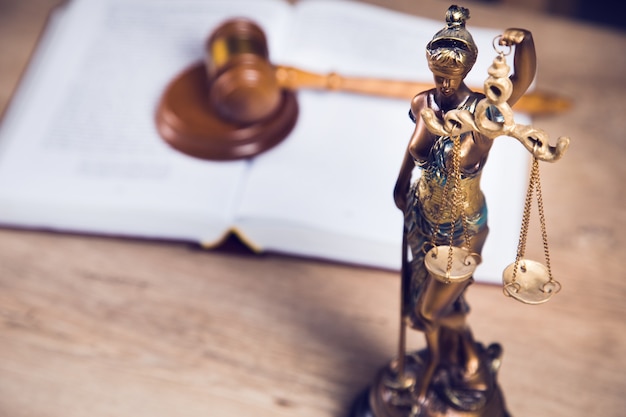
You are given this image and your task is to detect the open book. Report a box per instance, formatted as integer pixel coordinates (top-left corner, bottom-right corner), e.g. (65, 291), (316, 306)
(0, 0), (529, 284)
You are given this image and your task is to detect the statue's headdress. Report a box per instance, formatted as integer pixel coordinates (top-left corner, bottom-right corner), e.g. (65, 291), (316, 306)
(426, 5), (478, 77)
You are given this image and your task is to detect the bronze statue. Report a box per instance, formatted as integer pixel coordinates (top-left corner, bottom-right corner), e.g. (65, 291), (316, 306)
(350, 5), (569, 417)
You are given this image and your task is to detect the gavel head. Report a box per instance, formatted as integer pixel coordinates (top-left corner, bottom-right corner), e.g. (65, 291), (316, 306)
(155, 18), (298, 161)
(206, 18), (282, 125)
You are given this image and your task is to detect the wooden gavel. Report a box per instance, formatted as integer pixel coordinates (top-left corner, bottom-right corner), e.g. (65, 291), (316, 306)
(156, 18), (571, 160)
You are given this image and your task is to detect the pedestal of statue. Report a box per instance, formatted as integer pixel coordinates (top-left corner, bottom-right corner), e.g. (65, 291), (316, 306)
(349, 343), (510, 417)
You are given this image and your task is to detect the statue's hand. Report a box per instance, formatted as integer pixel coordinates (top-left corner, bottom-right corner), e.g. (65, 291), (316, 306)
(499, 28), (530, 46)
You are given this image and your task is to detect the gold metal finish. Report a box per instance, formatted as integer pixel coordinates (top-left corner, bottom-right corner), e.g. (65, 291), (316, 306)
(502, 156), (561, 304)
(417, 171), (483, 224)
(503, 260), (560, 304)
(352, 6), (570, 417)
(426, 6), (478, 77)
(420, 52), (570, 162)
(425, 245), (481, 283)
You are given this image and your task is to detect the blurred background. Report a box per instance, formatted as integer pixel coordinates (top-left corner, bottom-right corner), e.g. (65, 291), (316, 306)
(480, 0), (626, 31)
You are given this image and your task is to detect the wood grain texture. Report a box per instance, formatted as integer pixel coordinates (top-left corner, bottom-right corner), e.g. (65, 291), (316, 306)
(0, 1), (625, 416)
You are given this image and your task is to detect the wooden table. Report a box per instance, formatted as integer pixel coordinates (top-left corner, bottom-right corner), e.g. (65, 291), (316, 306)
(0, 1), (624, 416)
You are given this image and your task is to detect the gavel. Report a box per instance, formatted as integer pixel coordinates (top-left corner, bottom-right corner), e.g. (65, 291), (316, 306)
(156, 18), (571, 161)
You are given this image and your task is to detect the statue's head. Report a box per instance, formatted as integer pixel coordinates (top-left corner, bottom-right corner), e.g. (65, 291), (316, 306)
(426, 5), (478, 78)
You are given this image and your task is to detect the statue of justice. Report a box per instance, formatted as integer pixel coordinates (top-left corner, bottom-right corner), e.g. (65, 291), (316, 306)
(350, 5), (569, 417)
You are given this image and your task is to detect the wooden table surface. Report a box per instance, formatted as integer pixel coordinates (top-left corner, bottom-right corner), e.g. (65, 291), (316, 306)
(1, 1), (625, 416)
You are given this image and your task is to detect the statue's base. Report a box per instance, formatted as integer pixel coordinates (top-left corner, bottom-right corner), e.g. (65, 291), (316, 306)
(349, 344), (510, 417)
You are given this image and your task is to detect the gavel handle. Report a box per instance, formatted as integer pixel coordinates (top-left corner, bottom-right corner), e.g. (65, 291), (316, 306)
(274, 65), (571, 117)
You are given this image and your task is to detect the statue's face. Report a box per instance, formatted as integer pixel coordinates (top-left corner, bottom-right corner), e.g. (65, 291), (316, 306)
(432, 73), (464, 97)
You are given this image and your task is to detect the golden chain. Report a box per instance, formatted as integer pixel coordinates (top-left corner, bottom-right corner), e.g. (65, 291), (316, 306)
(511, 157), (553, 283)
(445, 137), (460, 274)
(428, 134), (473, 276)
(535, 160), (553, 280)
(454, 138), (473, 252)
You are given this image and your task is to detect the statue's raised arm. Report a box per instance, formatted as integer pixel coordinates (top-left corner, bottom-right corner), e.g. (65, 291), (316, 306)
(421, 28), (569, 162)
(500, 28), (536, 106)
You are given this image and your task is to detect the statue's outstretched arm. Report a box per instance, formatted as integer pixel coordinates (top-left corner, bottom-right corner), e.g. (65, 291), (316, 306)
(499, 28), (537, 106)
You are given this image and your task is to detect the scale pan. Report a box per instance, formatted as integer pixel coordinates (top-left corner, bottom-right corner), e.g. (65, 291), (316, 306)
(502, 259), (560, 304)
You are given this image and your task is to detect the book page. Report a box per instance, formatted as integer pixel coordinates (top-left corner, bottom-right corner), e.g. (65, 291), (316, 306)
(0, 0), (291, 242)
(236, 0), (529, 283)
